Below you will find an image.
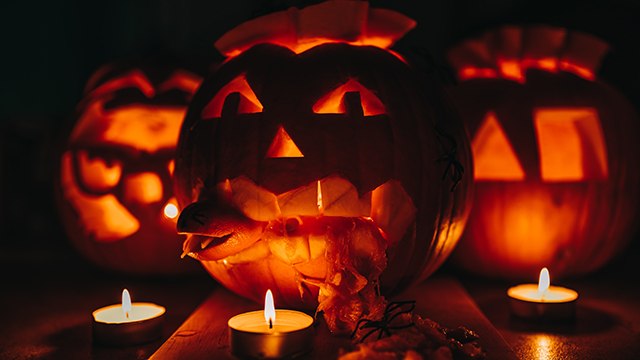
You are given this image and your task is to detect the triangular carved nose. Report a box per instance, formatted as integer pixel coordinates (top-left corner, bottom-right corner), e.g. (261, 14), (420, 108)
(266, 126), (304, 158)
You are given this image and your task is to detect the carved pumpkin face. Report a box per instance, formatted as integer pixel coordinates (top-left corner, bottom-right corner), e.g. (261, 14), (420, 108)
(56, 61), (205, 275)
(174, 2), (472, 332)
(448, 26), (640, 280)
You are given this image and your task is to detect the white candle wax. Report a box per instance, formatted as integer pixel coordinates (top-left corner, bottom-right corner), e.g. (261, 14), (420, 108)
(93, 303), (165, 324)
(228, 310), (313, 333)
(508, 284), (578, 303)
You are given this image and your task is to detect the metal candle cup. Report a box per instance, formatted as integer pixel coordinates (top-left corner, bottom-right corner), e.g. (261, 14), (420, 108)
(228, 290), (314, 359)
(507, 268), (578, 321)
(92, 289), (165, 346)
(228, 310), (314, 359)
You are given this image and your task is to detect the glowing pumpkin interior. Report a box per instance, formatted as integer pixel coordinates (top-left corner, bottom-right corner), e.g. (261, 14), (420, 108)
(61, 70), (200, 242)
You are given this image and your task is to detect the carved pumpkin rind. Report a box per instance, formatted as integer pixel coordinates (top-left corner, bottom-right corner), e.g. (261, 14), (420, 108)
(56, 58), (209, 275)
(450, 69), (640, 280)
(175, 42), (473, 309)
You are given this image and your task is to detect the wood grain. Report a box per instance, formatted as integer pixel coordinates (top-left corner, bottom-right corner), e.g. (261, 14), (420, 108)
(150, 276), (517, 360)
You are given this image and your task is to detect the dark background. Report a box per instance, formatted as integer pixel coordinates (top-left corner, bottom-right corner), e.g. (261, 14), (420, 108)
(1, 0), (639, 284)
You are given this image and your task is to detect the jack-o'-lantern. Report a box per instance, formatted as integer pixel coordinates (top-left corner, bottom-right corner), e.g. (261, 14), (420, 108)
(447, 26), (640, 280)
(174, 1), (472, 333)
(56, 58), (208, 275)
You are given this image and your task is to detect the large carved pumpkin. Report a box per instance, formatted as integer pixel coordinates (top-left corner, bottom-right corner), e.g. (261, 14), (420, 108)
(448, 26), (640, 280)
(174, 1), (472, 331)
(56, 58), (207, 275)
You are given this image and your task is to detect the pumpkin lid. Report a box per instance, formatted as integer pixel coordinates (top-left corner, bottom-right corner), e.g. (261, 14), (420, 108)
(447, 25), (610, 83)
(214, 0), (416, 57)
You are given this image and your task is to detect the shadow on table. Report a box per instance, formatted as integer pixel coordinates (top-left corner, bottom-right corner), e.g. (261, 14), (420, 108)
(507, 304), (616, 334)
(472, 289), (618, 335)
(41, 322), (163, 360)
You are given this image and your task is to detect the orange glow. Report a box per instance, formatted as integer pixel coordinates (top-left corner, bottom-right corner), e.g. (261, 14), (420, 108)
(473, 185), (582, 270)
(449, 26), (608, 83)
(459, 67), (498, 81)
(123, 172), (164, 204)
(521, 57), (558, 72)
(167, 160), (175, 176)
(312, 79), (385, 116)
(201, 75), (263, 119)
(317, 181), (324, 217)
(164, 199), (179, 219)
(122, 289), (132, 319)
(264, 290), (276, 327)
(61, 152), (140, 241)
(558, 61), (595, 81)
(266, 126), (304, 158)
(71, 101), (186, 154)
(458, 60), (597, 82)
(472, 112), (525, 181)
(157, 70), (203, 95)
(498, 59), (524, 83)
(282, 37), (398, 55)
(77, 150), (122, 192)
(86, 70), (155, 100)
(534, 108), (608, 181)
(538, 267), (550, 294)
(223, 38), (407, 59)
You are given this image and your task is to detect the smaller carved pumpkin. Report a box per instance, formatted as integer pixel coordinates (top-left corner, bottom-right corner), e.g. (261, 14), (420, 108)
(56, 57), (208, 275)
(447, 26), (640, 280)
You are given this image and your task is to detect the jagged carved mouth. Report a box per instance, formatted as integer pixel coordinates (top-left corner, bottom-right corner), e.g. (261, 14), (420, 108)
(177, 174), (416, 266)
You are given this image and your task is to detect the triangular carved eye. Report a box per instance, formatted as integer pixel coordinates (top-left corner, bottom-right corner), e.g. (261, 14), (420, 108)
(313, 79), (385, 116)
(472, 111), (525, 181)
(201, 75), (263, 119)
(266, 126), (304, 158)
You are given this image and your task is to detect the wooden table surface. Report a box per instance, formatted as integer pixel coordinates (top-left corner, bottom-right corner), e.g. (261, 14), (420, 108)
(150, 277), (517, 360)
(1, 242), (639, 360)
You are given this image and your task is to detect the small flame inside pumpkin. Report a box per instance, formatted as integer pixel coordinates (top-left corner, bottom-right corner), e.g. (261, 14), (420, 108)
(317, 181), (324, 216)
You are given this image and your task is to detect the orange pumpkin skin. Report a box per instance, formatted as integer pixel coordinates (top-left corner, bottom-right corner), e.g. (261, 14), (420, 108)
(56, 59), (207, 275)
(175, 42), (473, 309)
(450, 69), (640, 280)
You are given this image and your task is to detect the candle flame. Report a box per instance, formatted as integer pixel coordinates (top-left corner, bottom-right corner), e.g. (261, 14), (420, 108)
(264, 290), (275, 328)
(538, 267), (550, 294)
(122, 289), (132, 319)
(317, 181), (324, 216)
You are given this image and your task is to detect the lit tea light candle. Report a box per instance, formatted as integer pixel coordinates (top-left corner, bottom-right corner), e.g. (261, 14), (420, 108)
(508, 268), (578, 321)
(92, 289), (165, 346)
(228, 290), (314, 359)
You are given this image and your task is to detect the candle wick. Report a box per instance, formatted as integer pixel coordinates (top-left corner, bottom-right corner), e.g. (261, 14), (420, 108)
(126, 311), (129, 320)
(269, 318), (273, 329)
